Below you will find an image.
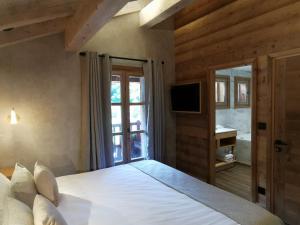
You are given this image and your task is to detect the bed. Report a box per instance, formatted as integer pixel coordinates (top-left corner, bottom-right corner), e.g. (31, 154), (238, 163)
(56, 160), (283, 225)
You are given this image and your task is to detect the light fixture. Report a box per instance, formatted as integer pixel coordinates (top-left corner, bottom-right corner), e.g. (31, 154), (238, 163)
(9, 108), (19, 125)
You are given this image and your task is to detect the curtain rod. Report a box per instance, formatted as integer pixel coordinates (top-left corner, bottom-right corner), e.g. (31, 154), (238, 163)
(106, 55), (165, 64)
(79, 52), (164, 64)
(99, 54), (148, 63)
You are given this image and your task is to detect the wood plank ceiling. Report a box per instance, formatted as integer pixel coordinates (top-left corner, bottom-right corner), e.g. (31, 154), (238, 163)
(0, 0), (195, 51)
(0, 0), (237, 50)
(0, 0), (78, 48)
(0, 0), (129, 51)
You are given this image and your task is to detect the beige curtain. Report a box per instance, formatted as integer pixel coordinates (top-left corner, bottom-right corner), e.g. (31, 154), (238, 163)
(80, 52), (114, 171)
(143, 60), (166, 162)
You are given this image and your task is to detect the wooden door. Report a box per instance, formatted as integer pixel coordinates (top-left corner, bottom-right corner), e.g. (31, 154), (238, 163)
(273, 55), (300, 225)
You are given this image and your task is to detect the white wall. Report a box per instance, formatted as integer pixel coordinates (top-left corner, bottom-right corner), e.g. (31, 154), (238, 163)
(0, 34), (81, 176)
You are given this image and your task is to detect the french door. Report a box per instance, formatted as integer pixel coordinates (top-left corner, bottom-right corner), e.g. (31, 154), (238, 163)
(111, 66), (146, 164)
(273, 54), (300, 224)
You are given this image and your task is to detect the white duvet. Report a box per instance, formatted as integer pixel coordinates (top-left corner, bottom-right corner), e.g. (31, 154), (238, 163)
(56, 164), (239, 225)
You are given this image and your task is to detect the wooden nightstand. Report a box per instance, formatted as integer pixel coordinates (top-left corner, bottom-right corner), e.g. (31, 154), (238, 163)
(0, 167), (14, 179)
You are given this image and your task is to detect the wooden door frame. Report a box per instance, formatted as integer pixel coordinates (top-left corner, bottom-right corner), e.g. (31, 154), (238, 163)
(269, 48), (300, 213)
(208, 58), (258, 202)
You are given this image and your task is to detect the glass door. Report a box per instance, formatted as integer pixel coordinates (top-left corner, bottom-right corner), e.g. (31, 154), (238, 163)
(111, 74), (124, 163)
(111, 66), (146, 164)
(128, 75), (146, 161)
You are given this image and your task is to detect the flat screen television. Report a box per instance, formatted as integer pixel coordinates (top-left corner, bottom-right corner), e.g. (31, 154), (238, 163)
(171, 82), (201, 113)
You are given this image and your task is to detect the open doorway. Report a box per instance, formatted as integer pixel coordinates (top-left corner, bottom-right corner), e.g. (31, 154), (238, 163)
(213, 64), (254, 201)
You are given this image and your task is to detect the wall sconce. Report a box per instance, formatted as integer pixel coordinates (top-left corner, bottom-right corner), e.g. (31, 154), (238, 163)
(9, 108), (20, 125)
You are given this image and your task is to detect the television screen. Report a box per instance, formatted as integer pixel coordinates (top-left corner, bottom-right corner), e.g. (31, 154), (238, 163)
(171, 82), (201, 113)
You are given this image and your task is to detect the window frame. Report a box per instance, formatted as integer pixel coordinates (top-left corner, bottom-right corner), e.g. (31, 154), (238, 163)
(111, 65), (146, 165)
(215, 75), (230, 109)
(234, 76), (251, 108)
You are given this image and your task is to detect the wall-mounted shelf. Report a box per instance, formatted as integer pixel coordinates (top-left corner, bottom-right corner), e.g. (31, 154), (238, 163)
(215, 160), (237, 172)
(215, 128), (237, 171)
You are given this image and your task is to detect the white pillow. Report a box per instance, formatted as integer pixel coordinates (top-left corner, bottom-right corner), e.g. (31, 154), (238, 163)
(0, 174), (13, 225)
(0, 173), (12, 200)
(3, 197), (34, 225)
(33, 195), (67, 225)
(34, 161), (59, 206)
(10, 163), (37, 208)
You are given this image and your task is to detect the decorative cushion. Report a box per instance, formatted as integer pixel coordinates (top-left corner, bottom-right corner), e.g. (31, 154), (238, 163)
(10, 163), (37, 208)
(33, 195), (67, 225)
(0, 174), (13, 225)
(3, 197), (34, 225)
(34, 161), (59, 206)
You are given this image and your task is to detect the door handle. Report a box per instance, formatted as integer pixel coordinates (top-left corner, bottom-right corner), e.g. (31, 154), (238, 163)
(274, 140), (288, 152)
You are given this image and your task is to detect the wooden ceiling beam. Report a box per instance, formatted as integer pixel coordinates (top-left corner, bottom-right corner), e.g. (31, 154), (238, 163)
(65, 0), (129, 52)
(0, 0), (78, 31)
(139, 0), (194, 28)
(0, 17), (68, 49)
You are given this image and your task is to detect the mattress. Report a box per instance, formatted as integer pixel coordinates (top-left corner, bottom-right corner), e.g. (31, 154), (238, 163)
(56, 163), (238, 225)
(56, 160), (283, 225)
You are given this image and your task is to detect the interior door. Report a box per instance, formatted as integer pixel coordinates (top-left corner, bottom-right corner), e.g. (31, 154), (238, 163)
(273, 55), (300, 225)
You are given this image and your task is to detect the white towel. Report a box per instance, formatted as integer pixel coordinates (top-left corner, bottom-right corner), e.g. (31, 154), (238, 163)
(224, 154), (234, 161)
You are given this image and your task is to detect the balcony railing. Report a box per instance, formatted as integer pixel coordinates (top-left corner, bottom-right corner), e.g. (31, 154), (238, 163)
(112, 121), (143, 161)
(112, 121), (142, 134)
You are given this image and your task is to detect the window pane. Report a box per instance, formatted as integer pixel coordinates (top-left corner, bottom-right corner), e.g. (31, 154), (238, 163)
(215, 81), (226, 103)
(129, 76), (144, 103)
(111, 106), (122, 133)
(130, 105), (145, 131)
(113, 135), (123, 162)
(111, 75), (121, 103)
(130, 133), (146, 160)
(238, 83), (248, 103)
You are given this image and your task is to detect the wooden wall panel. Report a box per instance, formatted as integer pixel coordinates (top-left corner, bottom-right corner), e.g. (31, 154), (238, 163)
(175, 0), (300, 207)
(175, 0), (236, 29)
(175, 1), (300, 58)
(175, 0), (298, 45)
(176, 77), (209, 181)
(177, 135), (209, 179)
(256, 56), (272, 205)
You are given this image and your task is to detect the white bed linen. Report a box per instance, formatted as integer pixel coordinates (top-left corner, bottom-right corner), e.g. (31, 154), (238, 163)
(56, 164), (239, 225)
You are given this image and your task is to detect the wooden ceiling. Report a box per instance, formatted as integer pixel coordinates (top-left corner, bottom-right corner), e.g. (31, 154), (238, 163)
(0, 0), (78, 30)
(0, 0), (235, 51)
(0, 0), (128, 51)
(175, 0), (237, 29)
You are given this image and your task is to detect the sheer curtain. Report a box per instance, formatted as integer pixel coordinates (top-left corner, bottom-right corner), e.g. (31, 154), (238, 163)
(143, 60), (166, 162)
(80, 52), (114, 171)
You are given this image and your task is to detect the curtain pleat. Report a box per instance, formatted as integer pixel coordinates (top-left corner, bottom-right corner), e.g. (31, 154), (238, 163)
(143, 60), (166, 162)
(100, 55), (113, 168)
(153, 61), (166, 162)
(144, 61), (154, 160)
(80, 53), (114, 171)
